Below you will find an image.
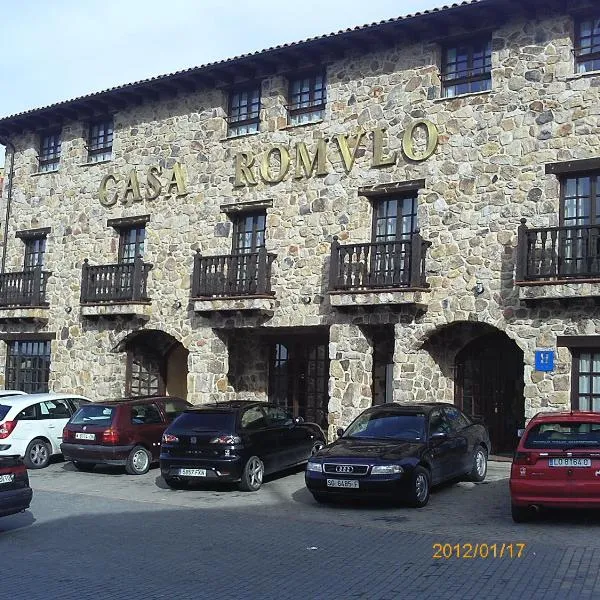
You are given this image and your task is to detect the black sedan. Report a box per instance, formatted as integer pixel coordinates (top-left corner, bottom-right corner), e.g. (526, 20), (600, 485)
(0, 455), (33, 517)
(160, 401), (326, 491)
(305, 403), (490, 507)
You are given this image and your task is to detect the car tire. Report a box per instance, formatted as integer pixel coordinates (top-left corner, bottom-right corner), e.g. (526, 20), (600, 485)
(164, 477), (188, 490)
(73, 461), (96, 472)
(24, 438), (51, 469)
(511, 504), (532, 523)
(469, 445), (488, 482)
(407, 466), (430, 508)
(125, 446), (152, 475)
(239, 456), (264, 492)
(312, 492), (332, 504)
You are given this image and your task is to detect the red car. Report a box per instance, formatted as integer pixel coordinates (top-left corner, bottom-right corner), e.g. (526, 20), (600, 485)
(61, 396), (191, 475)
(510, 411), (600, 522)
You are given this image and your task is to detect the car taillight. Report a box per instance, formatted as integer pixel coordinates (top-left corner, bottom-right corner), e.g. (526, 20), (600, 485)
(0, 421), (16, 439)
(62, 427), (71, 441)
(102, 429), (119, 444)
(210, 435), (241, 444)
(513, 451), (533, 465)
(162, 433), (179, 444)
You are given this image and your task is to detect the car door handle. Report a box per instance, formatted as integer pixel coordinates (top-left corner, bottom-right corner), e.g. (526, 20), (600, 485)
(47, 424), (55, 428)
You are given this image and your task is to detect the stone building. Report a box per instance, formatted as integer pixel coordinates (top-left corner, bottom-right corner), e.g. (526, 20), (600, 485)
(0, 0), (599, 450)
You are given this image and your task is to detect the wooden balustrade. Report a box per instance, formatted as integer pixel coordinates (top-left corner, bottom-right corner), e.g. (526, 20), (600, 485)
(0, 267), (50, 307)
(80, 257), (151, 303)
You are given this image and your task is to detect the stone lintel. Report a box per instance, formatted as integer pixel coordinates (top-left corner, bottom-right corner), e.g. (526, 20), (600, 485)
(192, 297), (275, 316)
(80, 302), (152, 319)
(0, 307), (49, 322)
(329, 289), (429, 309)
(517, 280), (600, 302)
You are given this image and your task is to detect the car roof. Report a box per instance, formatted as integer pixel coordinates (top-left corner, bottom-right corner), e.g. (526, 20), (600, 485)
(185, 400), (268, 412)
(529, 411), (600, 422)
(0, 390), (27, 397)
(89, 395), (188, 407)
(0, 392), (91, 407)
(364, 402), (452, 414)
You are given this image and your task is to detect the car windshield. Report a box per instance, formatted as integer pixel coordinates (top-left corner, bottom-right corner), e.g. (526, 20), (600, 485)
(173, 411), (236, 431)
(0, 405), (10, 421)
(343, 411), (426, 441)
(524, 421), (600, 448)
(71, 405), (115, 427)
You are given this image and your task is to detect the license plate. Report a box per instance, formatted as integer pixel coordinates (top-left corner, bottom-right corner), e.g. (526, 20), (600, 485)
(0, 474), (14, 484)
(326, 478), (359, 488)
(549, 458), (592, 467)
(75, 433), (95, 440)
(177, 468), (207, 477)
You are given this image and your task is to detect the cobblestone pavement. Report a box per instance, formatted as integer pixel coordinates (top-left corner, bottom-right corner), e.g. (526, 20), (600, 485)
(3, 460), (600, 600)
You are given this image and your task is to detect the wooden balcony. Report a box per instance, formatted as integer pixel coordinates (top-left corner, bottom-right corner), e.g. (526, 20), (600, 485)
(516, 219), (600, 302)
(191, 248), (276, 315)
(80, 257), (152, 318)
(328, 234), (431, 309)
(0, 267), (50, 321)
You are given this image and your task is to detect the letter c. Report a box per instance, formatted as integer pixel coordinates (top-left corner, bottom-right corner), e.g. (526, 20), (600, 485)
(98, 174), (119, 207)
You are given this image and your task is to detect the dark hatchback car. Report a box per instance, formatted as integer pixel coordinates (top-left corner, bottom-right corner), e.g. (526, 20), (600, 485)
(305, 403), (490, 507)
(160, 401), (326, 491)
(0, 455), (32, 517)
(61, 396), (191, 475)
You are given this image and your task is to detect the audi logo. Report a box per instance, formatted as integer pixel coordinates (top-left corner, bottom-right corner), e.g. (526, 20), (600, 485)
(336, 465), (354, 473)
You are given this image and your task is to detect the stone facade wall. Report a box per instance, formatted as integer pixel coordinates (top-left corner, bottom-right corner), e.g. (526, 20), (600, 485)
(2, 7), (600, 431)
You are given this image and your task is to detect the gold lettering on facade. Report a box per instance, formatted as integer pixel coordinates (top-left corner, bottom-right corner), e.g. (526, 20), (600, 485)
(372, 128), (397, 167)
(402, 119), (439, 162)
(259, 145), (291, 184)
(234, 152), (258, 187)
(166, 162), (188, 196)
(145, 166), (162, 200)
(294, 139), (329, 179)
(334, 132), (365, 173)
(123, 170), (142, 203)
(98, 174), (119, 207)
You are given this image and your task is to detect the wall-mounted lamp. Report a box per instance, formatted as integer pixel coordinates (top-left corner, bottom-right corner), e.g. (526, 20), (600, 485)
(474, 281), (485, 296)
(173, 300), (182, 309)
(301, 295), (312, 304)
(65, 306), (72, 313)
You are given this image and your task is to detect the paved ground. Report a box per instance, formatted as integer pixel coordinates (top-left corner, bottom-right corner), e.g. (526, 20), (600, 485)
(3, 460), (600, 599)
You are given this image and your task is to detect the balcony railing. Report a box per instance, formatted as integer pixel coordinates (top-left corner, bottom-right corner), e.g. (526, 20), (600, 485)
(80, 257), (151, 303)
(0, 267), (50, 307)
(516, 219), (600, 282)
(191, 247), (275, 298)
(329, 233), (430, 291)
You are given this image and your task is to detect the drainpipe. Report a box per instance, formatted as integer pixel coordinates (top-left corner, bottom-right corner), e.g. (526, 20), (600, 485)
(0, 137), (15, 274)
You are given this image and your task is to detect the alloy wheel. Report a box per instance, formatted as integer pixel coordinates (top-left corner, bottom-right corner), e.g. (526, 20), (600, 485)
(248, 457), (263, 488)
(415, 472), (428, 503)
(476, 449), (487, 478)
(132, 449), (149, 473)
(29, 442), (48, 467)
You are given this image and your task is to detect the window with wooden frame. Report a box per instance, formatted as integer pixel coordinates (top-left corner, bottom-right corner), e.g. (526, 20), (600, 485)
(87, 118), (114, 162)
(227, 86), (261, 137)
(5, 340), (51, 393)
(127, 350), (164, 397)
(38, 131), (61, 172)
(442, 38), (492, 97)
(232, 212), (266, 254)
(571, 349), (600, 411)
(23, 236), (47, 270)
(575, 16), (600, 74)
(118, 225), (146, 263)
(287, 72), (326, 125)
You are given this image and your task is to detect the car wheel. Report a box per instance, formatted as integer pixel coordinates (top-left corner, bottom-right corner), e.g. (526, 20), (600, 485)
(239, 456), (264, 492)
(24, 438), (51, 469)
(469, 445), (488, 482)
(310, 441), (324, 457)
(125, 446), (151, 475)
(164, 477), (188, 490)
(407, 466), (430, 508)
(511, 504), (532, 523)
(73, 461), (96, 472)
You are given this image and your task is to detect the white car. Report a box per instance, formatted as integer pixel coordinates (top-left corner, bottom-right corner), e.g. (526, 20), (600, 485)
(0, 390), (27, 398)
(0, 393), (91, 468)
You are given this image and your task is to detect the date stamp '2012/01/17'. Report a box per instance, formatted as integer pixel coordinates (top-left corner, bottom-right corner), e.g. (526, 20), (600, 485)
(432, 543), (527, 559)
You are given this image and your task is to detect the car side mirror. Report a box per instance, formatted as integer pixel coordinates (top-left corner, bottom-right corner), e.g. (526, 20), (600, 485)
(293, 416), (304, 425)
(430, 431), (448, 442)
(336, 427), (344, 438)
(517, 428), (525, 438)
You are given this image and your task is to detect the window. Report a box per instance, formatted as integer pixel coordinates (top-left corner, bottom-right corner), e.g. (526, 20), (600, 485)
(228, 87), (260, 137)
(87, 119), (114, 162)
(524, 421), (600, 448)
(71, 405), (114, 426)
(443, 406), (471, 431)
(16, 404), (38, 420)
(576, 17), (600, 73)
(429, 409), (451, 436)
(131, 403), (163, 425)
(288, 72), (326, 125)
(38, 131), (61, 172)
(442, 38), (492, 97)
(23, 236), (46, 270)
(232, 212), (266, 254)
(265, 405), (293, 426)
(40, 399), (71, 419)
(573, 350), (600, 411)
(241, 406), (267, 430)
(118, 225), (145, 263)
(162, 399), (190, 421)
(127, 350), (164, 397)
(5, 340), (51, 393)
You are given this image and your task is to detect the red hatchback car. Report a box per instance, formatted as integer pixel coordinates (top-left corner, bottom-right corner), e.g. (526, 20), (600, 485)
(510, 411), (600, 522)
(61, 396), (191, 475)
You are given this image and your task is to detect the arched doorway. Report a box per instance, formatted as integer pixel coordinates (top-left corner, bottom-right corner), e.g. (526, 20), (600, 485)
(117, 330), (189, 399)
(455, 332), (524, 454)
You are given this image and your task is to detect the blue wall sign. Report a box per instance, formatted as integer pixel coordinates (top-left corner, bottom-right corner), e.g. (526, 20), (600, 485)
(535, 349), (555, 372)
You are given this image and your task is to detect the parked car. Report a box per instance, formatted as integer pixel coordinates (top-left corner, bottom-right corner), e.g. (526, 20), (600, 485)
(160, 401), (326, 491)
(0, 393), (91, 469)
(0, 455), (33, 517)
(61, 396), (192, 475)
(510, 410), (600, 522)
(305, 403), (490, 507)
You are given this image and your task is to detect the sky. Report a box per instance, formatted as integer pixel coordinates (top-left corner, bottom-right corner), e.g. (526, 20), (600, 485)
(0, 0), (452, 164)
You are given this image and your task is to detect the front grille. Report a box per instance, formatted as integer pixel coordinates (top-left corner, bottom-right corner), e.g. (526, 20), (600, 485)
(323, 463), (369, 475)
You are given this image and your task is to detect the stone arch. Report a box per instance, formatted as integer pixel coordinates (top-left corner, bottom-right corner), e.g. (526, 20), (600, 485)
(114, 329), (189, 399)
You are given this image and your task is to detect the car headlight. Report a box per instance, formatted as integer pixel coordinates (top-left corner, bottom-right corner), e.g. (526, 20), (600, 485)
(306, 461), (323, 473)
(371, 465), (404, 475)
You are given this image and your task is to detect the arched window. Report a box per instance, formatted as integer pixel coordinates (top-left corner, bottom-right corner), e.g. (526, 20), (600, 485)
(127, 349), (164, 396)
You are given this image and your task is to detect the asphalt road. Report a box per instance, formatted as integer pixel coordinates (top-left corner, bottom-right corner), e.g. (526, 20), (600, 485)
(3, 460), (600, 600)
